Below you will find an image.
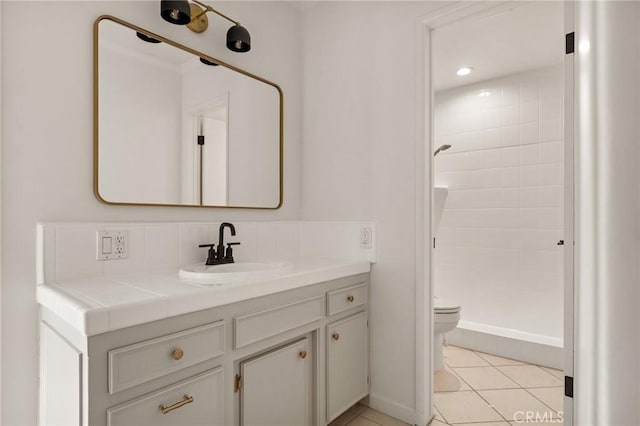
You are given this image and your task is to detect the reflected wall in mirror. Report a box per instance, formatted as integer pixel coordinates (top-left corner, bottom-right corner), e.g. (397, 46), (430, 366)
(95, 16), (283, 208)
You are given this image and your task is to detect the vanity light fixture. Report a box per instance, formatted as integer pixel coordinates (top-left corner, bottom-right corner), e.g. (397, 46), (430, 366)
(136, 32), (162, 44)
(456, 67), (473, 76)
(200, 57), (220, 66)
(161, 0), (251, 53)
(161, 0), (191, 25)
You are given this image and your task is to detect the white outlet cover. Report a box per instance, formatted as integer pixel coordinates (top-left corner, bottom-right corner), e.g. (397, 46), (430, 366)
(96, 230), (129, 260)
(360, 226), (372, 249)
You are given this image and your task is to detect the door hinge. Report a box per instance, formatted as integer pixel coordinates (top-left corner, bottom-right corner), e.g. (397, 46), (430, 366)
(234, 374), (242, 393)
(565, 376), (573, 398)
(566, 32), (575, 54)
(367, 376), (370, 385)
(433, 237), (436, 249)
(366, 320), (369, 328)
(197, 135), (205, 145)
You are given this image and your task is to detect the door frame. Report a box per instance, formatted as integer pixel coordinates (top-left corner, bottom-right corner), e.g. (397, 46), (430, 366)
(414, 2), (575, 425)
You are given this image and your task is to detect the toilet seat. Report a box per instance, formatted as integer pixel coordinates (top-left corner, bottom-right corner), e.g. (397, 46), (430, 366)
(434, 297), (461, 314)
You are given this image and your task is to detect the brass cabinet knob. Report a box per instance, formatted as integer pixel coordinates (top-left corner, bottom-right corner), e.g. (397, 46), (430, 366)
(299, 350), (307, 359)
(172, 348), (184, 360)
(332, 332), (340, 341)
(347, 295), (355, 303)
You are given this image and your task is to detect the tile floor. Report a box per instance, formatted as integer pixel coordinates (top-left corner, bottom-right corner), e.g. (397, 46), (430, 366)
(329, 403), (411, 426)
(433, 345), (565, 425)
(329, 345), (564, 426)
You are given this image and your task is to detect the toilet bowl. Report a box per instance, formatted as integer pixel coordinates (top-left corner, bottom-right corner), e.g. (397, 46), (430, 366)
(434, 297), (461, 371)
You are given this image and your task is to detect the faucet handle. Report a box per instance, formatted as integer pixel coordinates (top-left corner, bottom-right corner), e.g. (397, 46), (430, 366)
(198, 244), (217, 265)
(225, 242), (241, 259)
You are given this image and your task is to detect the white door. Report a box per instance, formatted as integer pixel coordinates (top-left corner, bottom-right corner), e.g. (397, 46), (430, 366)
(240, 338), (313, 426)
(326, 311), (369, 422)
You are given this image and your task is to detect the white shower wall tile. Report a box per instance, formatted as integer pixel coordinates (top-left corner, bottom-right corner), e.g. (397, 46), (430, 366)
(520, 101), (539, 123)
(520, 122), (539, 145)
(37, 221), (376, 283)
(434, 65), (564, 342)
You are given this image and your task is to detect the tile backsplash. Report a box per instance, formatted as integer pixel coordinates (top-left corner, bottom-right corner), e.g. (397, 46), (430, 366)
(37, 221), (376, 284)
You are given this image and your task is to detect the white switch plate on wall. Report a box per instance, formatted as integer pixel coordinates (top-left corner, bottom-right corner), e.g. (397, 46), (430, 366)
(96, 230), (128, 260)
(360, 226), (372, 249)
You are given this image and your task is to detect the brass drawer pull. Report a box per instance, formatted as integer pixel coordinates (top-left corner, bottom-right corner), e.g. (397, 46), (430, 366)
(299, 350), (307, 359)
(172, 348), (184, 360)
(159, 394), (194, 414)
(347, 295), (355, 303)
(332, 332), (340, 341)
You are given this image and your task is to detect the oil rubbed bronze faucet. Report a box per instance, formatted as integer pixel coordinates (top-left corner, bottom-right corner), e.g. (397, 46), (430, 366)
(199, 222), (241, 265)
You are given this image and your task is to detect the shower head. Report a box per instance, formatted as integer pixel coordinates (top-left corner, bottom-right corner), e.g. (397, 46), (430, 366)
(434, 144), (452, 156)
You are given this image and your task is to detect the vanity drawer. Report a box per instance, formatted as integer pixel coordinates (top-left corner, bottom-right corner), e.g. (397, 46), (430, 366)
(327, 283), (368, 316)
(107, 368), (224, 426)
(234, 296), (324, 349)
(108, 321), (224, 394)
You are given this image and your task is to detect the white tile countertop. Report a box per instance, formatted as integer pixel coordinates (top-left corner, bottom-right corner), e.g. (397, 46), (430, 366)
(37, 257), (371, 336)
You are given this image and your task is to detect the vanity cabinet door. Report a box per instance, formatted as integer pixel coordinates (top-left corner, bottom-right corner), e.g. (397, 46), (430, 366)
(240, 338), (312, 426)
(326, 311), (369, 422)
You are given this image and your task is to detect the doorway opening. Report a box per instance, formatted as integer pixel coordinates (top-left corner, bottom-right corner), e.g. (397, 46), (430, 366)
(422, 2), (573, 425)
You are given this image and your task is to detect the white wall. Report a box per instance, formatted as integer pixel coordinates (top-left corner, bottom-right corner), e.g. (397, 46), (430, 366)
(574, 1), (640, 424)
(99, 40), (183, 203)
(434, 66), (564, 344)
(1, 2), (301, 424)
(301, 2), (447, 421)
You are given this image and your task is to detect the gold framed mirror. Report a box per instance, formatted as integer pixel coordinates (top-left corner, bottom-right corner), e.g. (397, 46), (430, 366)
(94, 15), (283, 209)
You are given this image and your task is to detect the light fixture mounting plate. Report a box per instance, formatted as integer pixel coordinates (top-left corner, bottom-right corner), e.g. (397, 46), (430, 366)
(187, 3), (209, 33)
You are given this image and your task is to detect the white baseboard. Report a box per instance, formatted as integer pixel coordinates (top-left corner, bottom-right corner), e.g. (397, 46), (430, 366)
(447, 322), (563, 369)
(368, 393), (416, 425)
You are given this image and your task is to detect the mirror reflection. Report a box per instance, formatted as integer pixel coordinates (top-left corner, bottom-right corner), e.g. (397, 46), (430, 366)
(96, 17), (282, 208)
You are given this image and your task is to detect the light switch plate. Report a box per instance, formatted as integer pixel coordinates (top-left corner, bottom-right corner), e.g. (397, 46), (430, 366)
(96, 230), (128, 260)
(360, 226), (372, 249)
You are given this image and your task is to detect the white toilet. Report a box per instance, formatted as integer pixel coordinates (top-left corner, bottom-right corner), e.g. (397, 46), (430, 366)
(434, 297), (461, 370)
(433, 186), (462, 371)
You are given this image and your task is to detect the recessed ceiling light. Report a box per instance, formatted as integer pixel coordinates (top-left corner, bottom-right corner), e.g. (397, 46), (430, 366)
(456, 67), (473, 76)
(479, 90), (491, 97)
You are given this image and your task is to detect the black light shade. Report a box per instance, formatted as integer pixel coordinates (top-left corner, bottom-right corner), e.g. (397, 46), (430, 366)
(161, 0), (191, 25)
(226, 24), (251, 52)
(136, 32), (162, 44)
(200, 57), (220, 66)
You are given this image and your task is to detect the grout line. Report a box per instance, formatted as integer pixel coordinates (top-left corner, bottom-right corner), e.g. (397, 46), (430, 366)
(441, 348), (563, 424)
(522, 387), (563, 418)
(442, 358), (509, 423)
(469, 350), (525, 390)
(471, 388), (510, 423)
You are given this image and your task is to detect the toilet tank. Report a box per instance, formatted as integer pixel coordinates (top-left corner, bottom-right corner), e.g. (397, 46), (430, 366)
(434, 186), (448, 233)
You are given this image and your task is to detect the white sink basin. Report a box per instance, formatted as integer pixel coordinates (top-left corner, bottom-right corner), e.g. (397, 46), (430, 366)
(179, 261), (293, 284)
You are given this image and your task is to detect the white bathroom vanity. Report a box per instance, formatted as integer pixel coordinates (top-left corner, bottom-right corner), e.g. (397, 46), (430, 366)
(37, 258), (370, 426)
